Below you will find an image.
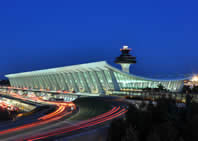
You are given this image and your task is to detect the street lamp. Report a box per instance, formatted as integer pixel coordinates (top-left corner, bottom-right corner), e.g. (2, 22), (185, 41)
(191, 75), (198, 87)
(192, 75), (198, 82)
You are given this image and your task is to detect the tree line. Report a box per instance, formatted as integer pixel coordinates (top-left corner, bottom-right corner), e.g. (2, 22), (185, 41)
(107, 94), (198, 141)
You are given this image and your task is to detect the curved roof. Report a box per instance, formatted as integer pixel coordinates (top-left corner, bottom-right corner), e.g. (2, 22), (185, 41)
(5, 61), (192, 81)
(105, 62), (192, 81)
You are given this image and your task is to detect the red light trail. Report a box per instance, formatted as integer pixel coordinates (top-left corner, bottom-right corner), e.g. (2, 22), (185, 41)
(0, 92), (76, 136)
(23, 106), (127, 141)
(0, 90), (127, 141)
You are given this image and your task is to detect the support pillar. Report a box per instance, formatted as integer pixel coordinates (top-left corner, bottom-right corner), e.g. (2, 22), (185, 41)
(68, 73), (79, 92)
(109, 70), (120, 91)
(92, 71), (105, 94)
(79, 71), (91, 93)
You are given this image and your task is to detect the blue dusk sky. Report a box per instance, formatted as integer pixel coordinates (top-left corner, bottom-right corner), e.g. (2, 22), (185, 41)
(0, 0), (198, 79)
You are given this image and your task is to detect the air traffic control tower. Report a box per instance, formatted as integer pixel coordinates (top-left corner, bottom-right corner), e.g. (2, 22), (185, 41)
(115, 45), (136, 73)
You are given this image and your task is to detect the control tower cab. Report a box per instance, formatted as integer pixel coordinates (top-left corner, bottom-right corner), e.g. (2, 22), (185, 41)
(115, 45), (136, 73)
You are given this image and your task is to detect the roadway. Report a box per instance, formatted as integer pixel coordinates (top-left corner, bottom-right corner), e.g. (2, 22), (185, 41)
(0, 94), (127, 141)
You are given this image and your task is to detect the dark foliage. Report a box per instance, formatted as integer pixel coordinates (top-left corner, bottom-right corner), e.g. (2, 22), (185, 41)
(182, 85), (198, 93)
(107, 119), (127, 141)
(192, 86), (198, 93)
(143, 84), (168, 92)
(107, 95), (198, 141)
(0, 107), (18, 121)
(0, 79), (10, 86)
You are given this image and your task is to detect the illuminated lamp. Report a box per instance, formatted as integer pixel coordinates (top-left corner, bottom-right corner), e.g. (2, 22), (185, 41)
(192, 75), (198, 82)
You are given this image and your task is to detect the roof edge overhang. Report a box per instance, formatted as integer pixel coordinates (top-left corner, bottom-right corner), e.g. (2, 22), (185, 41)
(5, 60), (192, 81)
(5, 61), (108, 78)
(104, 62), (192, 82)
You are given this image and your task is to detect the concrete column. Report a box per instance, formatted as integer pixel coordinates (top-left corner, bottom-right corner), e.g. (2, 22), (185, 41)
(27, 77), (34, 89)
(10, 78), (14, 87)
(37, 75), (43, 89)
(45, 74), (53, 90)
(44, 75), (52, 90)
(53, 74), (61, 90)
(14, 79), (17, 87)
(92, 71), (105, 94)
(18, 79), (23, 88)
(20, 78), (25, 88)
(100, 70), (111, 90)
(62, 72), (72, 91)
(56, 73), (65, 90)
(40, 75), (48, 89)
(41, 75), (48, 89)
(148, 81), (152, 88)
(34, 76), (40, 89)
(141, 82), (143, 89)
(15, 79), (20, 88)
(25, 77), (31, 89)
(34, 75), (42, 89)
(17, 79), (22, 88)
(59, 73), (69, 90)
(26, 77), (31, 88)
(9, 78), (13, 86)
(73, 72), (83, 92)
(32, 76), (38, 89)
(52, 74), (61, 90)
(27, 77), (32, 88)
(60, 72), (70, 91)
(12, 78), (16, 87)
(79, 71), (91, 93)
(15, 79), (19, 87)
(31, 77), (37, 89)
(109, 70), (120, 91)
(20, 77), (26, 88)
(18, 78), (23, 88)
(48, 74), (57, 90)
(38, 75), (44, 89)
(86, 72), (96, 93)
(68, 73), (79, 92)
(23, 77), (29, 88)
(56, 73), (64, 90)
(19, 78), (24, 88)
(24, 77), (29, 88)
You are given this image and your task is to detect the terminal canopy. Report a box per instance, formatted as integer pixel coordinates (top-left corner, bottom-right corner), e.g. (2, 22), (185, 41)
(6, 61), (188, 94)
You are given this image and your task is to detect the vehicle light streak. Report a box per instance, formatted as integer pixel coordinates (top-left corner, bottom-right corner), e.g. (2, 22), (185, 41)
(16, 107), (120, 141)
(27, 109), (127, 141)
(19, 106), (119, 140)
(0, 90), (126, 141)
(38, 106), (65, 120)
(0, 106), (70, 135)
(24, 107), (127, 141)
(40, 106), (119, 134)
(0, 95), (75, 135)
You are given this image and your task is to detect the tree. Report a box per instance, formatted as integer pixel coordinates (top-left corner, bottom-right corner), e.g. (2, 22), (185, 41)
(155, 121), (178, 141)
(0, 79), (10, 86)
(182, 85), (191, 93)
(183, 114), (198, 141)
(146, 131), (161, 141)
(122, 126), (139, 141)
(107, 119), (126, 141)
(158, 84), (164, 90)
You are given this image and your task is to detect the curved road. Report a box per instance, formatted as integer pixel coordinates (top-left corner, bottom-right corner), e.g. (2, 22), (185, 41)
(0, 95), (127, 141)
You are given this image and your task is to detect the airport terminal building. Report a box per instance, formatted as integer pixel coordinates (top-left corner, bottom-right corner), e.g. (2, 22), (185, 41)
(5, 46), (187, 94)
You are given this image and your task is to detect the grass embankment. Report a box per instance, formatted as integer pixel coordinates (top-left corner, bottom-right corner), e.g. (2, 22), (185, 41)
(68, 97), (112, 121)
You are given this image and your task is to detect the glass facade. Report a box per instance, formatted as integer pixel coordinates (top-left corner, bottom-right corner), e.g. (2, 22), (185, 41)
(5, 61), (185, 94)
